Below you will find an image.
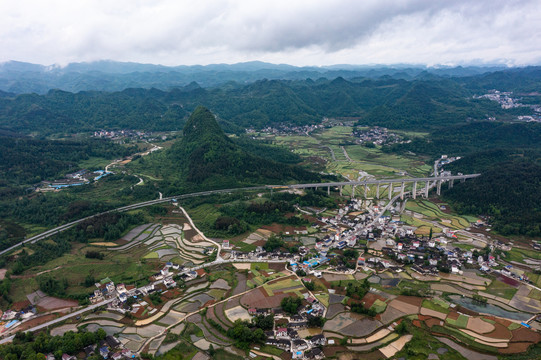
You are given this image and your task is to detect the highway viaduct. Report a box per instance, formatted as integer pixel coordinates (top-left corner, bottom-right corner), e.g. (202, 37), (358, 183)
(267, 173), (480, 200)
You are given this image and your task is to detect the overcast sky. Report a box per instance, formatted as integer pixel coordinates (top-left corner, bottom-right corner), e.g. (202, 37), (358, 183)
(1, 0), (540, 67)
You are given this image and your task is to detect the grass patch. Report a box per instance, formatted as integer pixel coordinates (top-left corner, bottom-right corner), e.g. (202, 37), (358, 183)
(259, 345), (284, 356)
(251, 263), (269, 270)
(370, 299), (387, 313)
(528, 288), (541, 300)
(142, 251), (159, 259)
(211, 349), (244, 360)
(481, 318), (496, 324)
(315, 293), (329, 307)
(446, 314), (469, 328)
(183, 322), (204, 338)
(508, 322), (522, 330)
(422, 299), (450, 314)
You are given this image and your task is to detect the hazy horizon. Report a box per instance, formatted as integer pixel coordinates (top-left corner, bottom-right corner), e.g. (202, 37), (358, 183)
(1, 1), (540, 67)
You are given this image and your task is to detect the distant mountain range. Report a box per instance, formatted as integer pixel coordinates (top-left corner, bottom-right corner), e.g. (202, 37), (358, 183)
(0, 60), (509, 94)
(2, 66), (541, 136)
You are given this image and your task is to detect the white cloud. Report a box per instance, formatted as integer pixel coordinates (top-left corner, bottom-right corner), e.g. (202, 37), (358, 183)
(0, 0), (539, 66)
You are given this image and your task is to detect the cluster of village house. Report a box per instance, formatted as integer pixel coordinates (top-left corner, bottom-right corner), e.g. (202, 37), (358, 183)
(248, 302), (327, 359)
(351, 126), (406, 146)
(39, 169), (112, 190)
(89, 262), (200, 306)
(247, 124), (323, 136)
(44, 335), (136, 360)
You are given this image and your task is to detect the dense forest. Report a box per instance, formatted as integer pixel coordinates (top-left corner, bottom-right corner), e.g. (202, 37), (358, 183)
(3, 69), (537, 135)
(386, 122), (541, 159)
(0, 136), (136, 198)
(442, 161), (541, 236)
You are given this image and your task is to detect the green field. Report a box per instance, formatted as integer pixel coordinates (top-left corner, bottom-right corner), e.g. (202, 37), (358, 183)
(405, 200), (474, 230)
(446, 314), (469, 328)
(422, 299), (450, 314)
(274, 125), (433, 181)
(485, 280), (518, 300)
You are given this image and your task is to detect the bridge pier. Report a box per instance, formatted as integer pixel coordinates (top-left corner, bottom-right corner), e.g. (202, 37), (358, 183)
(364, 185), (368, 198)
(400, 182), (405, 200)
(413, 181), (417, 199)
(327, 186), (330, 196)
(351, 185), (356, 199)
(425, 181), (429, 198)
(437, 180), (442, 196)
(339, 186), (343, 196)
(448, 179), (454, 189)
(388, 183), (393, 200)
(376, 184), (380, 199)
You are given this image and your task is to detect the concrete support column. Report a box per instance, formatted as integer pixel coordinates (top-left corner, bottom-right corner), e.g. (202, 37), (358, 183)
(449, 179), (454, 189)
(413, 181), (417, 200)
(461, 178), (465, 183)
(425, 181), (429, 198)
(327, 186), (330, 196)
(270, 188), (273, 196)
(364, 185), (368, 198)
(388, 183), (393, 200)
(437, 180), (442, 196)
(339, 186), (343, 196)
(351, 185), (356, 199)
(376, 184), (380, 199)
(400, 182), (405, 200)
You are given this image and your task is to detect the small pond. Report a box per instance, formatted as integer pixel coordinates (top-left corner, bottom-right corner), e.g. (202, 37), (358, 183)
(448, 295), (530, 321)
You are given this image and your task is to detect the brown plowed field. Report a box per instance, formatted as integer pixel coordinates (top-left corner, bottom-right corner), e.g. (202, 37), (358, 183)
(362, 293), (386, 309)
(396, 295), (423, 307)
(323, 346), (348, 357)
(447, 311), (459, 320)
(241, 287), (289, 308)
(425, 318), (443, 328)
(484, 322), (512, 340)
(510, 327), (541, 343)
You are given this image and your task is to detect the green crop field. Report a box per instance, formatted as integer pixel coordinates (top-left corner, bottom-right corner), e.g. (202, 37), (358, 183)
(485, 280), (518, 300)
(422, 299), (450, 314)
(446, 314), (469, 328)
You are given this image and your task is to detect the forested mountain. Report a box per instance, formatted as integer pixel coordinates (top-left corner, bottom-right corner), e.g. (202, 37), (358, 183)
(0, 136), (135, 199)
(387, 122), (541, 158)
(0, 75), (527, 136)
(131, 106), (324, 193)
(442, 161), (541, 236)
(0, 60), (506, 94)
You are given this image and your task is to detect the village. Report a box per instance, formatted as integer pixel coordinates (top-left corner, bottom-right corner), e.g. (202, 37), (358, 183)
(1, 184), (539, 360)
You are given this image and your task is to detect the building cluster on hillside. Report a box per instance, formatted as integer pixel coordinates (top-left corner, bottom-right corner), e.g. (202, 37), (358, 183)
(351, 126), (405, 146)
(0, 306), (37, 334)
(38, 169), (112, 190)
(90, 262), (200, 312)
(249, 302), (326, 359)
(252, 124), (323, 136)
(93, 129), (165, 142)
(475, 90), (541, 121)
